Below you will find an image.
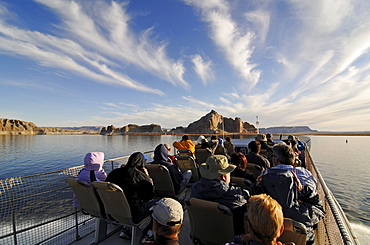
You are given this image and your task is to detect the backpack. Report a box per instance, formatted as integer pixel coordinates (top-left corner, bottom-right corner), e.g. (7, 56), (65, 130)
(259, 168), (311, 226)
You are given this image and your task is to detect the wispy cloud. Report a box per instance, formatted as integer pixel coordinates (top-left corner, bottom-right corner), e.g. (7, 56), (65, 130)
(183, 0), (261, 90)
(191, 54), (214, 86)
(0, 0), (191, 95)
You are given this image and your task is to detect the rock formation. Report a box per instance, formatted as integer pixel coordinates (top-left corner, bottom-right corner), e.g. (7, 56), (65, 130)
(170, 110), (257, 134)
(100, 124), (162, 135)
(0, 118), (41, 135)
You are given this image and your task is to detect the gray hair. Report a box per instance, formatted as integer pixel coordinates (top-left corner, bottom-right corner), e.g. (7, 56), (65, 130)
(272, 142), (295, 165)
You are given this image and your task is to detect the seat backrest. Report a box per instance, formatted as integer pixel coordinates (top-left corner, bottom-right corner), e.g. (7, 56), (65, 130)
(246, 163), (262, 179)
(214, 145), (228, 156)
(65, 178), (105, 218)
(278, 218), (307, 245)
(92, 181), (133, 224)
(146, 164), (177, 197)
(195, 148), (213, 164)
(230, 176), (252, 191)
(176, 156), (199, 182)
(177, 149), (193, 157)
(186, 198), (234, 245)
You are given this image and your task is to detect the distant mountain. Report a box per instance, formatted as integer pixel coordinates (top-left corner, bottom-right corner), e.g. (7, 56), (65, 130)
(259, 126), (318, 134)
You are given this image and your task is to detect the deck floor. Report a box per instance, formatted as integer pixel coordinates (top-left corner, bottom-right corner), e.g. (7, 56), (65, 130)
(71, 210), (193, 245)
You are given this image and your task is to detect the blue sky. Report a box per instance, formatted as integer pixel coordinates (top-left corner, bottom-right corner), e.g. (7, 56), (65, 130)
(1, 0), (370, 131)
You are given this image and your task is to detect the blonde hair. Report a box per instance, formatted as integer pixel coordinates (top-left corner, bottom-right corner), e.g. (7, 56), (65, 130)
(247, 194), (284, 243)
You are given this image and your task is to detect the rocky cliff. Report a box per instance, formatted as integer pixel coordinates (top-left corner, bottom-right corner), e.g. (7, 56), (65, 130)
(170, 110), (257, 134)
(0, 119), (98, 135)
(0, 119), (41, 135)
(100, 124), (162, 135)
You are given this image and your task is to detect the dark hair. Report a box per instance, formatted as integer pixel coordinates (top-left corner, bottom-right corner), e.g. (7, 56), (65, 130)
(211, 135), (217, 140)
(248, 141), (261, 153)
(181, 135), (189, 141)
(231, 152), (248, 170)
(226, 136), (232, 142)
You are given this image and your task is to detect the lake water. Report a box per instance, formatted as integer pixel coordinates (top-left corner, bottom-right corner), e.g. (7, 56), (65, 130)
(1, 134), (369, 242)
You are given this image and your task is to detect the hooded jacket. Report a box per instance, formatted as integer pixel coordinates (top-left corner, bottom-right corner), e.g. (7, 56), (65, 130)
(151, 144), (185, 194)
(74, 152), (107, 207)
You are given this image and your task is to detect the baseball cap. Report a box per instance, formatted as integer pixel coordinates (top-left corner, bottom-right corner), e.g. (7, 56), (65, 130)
(199, 155), (236, 180)
(151, 198), (183, 226)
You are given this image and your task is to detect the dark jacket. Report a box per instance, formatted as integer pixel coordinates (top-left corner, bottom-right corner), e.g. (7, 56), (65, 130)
(151, 144), (185, 194)
(246, 153), (270, 169)
(106, 152), (154, 221)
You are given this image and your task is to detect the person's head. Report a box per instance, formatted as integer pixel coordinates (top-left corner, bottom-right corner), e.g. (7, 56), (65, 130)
(230, 152), (248, 170)
(84, 152), (105, 171)
(164, 143), (172, 153)
(272, 142), (295, 165)
(211, 135), (217, 140)
(201, 138), (210, 149)
(247, 194), (284, 244)
(151, 198), (183, 239)
(197, 135), (205, 145)
(287, 135), (295, 141)
(226, 136), (232, 142)
(124, 152), (147, 169)
(199, 155), (236, 183)
(255, 133), (267, 142)
(154, 144), (168, 162)
(266, 133), (273, 140)
(248, 140), (261, 154)
(181, 135), (189, 141)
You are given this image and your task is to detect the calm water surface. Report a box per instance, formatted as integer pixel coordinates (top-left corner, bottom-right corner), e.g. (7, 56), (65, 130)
(1, 134), (369, 241)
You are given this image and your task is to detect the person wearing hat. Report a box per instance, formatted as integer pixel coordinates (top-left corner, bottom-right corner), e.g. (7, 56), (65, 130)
(191, 155), (249, 235)
(266, 133), (275, 146)
(151, 197), (183, 245)
(255, 133), (273, 160)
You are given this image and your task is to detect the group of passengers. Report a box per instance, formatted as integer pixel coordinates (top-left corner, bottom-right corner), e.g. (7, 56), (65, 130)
(73, 133), (324, 245)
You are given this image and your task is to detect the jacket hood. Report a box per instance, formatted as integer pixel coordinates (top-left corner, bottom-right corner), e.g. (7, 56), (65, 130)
(84, 152), (105, 171)
(124, 152), (147, 169)
(153, 144), (168, 162)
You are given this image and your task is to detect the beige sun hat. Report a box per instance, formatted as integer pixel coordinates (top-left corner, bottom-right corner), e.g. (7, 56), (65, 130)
(199, 155), (236, 180)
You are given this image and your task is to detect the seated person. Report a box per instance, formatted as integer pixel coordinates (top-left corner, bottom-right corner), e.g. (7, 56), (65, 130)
(105, 152), (155, 223)
(270, 142), (317, 194)
(224, 136), (235, 155)
(150, 144), (192, 194)
(151, 197), (183, 245)
(74, 152), (107, 207)
(246, 141), (271, 169)
(255, 133), (271, 156)
(266, 133), (275, 146)
(191, 155), (249, 235)
(172, 135), (195, 155)
(227, 194), (291, 245)
(230, 152), (256, 184)
(195, 135), (206, 149)
(209, 135), (219, 153)
(252, 143), (325, 244)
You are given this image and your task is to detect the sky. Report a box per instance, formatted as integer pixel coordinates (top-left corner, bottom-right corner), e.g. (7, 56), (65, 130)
(1, 0), (370, 131)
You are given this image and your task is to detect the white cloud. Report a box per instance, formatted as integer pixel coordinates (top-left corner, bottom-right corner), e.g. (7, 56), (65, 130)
(184, 0), (261, 90)
(191, 54), (214, 86)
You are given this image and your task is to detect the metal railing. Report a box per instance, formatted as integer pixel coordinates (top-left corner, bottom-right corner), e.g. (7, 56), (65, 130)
(0, 151), (154, 245)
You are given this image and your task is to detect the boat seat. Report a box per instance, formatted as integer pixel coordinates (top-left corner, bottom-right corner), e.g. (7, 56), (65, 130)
(176, 155), (199, 183)
(65, 178), (108, 243)
(195, 148), (213, 164)
(177, 149), (193, 157)
(92, 181), (151, 245)
(186, 197), (234, 245)
(279, 218), (307, 245)
(146, 164), (187, 203)
(246, 163), (262, 179)
(230, 176), (252, 191)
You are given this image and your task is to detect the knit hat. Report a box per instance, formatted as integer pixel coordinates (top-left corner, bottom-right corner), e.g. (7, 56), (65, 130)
(199, 155), (236, 180)
(151, 198), (183, 226)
